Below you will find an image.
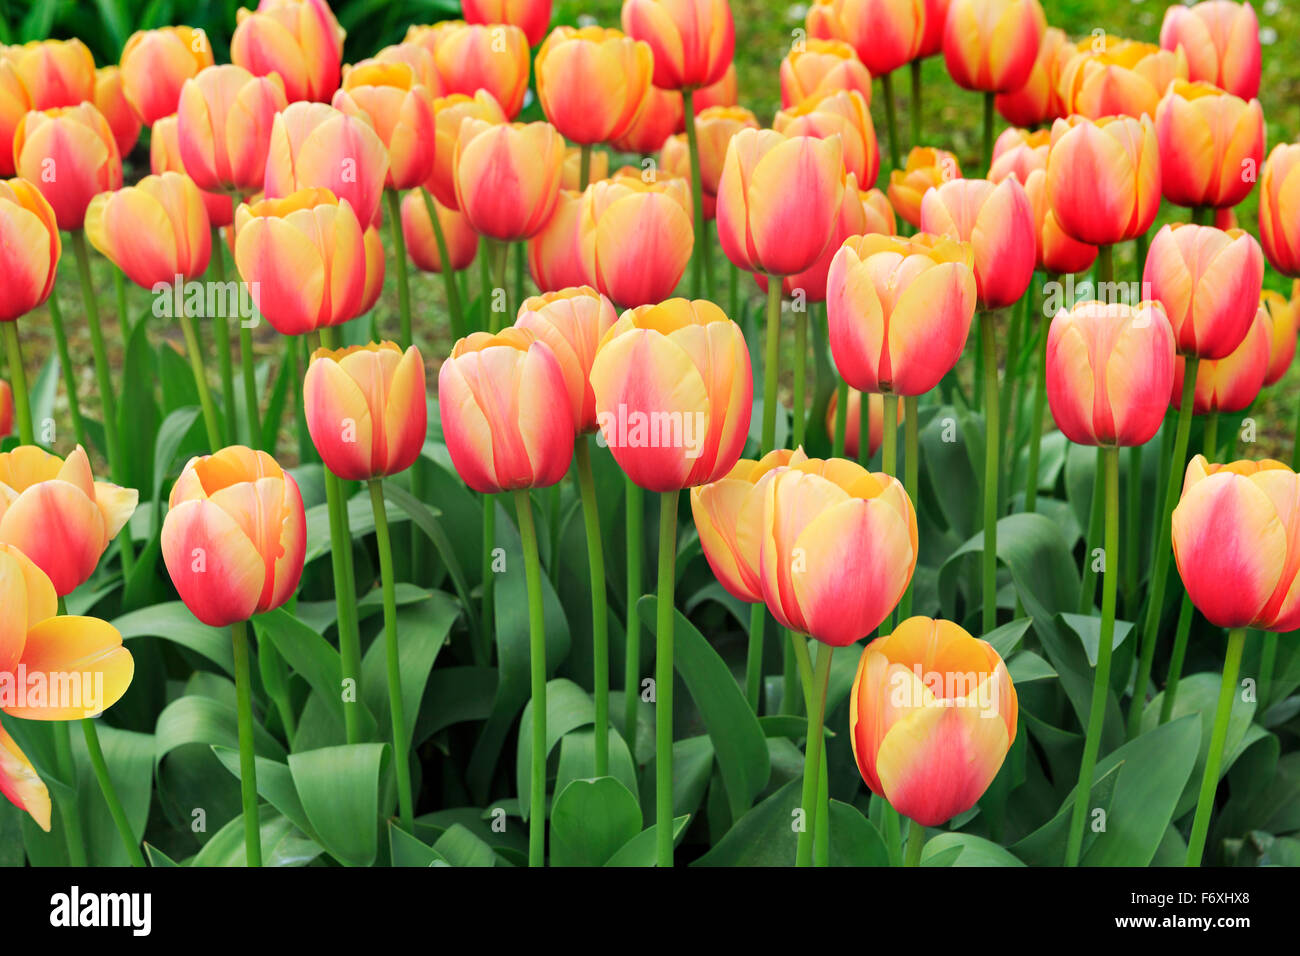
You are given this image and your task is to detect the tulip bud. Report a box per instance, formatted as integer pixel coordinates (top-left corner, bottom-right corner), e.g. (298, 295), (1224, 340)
(825, 387), (893, 459)
(622, 0), (735, 90)
(93, 67), (142, 159)
(176, 65), (288, 196)
(1046, 114), (1160, 247)
(1171, 304), (1269, 414)
(920, 177), (1035, 310)
(1160, 0), (1260, 100)
(850, 616), (1017, 825)
(1155, 81), (1264, 210)
(1260, 289), (1299, 387)
(438, 328), (575, 494)
(13, 103), (123, 231)
(528, 189), (588, 293)
(988, 127), (1048, 185)
(1259, 143), (1300, 278)
(1058, 35), (1188, 120)
(402, 190), (477, 274)
(590, 298), (751, 491)
(463, 0), (554, 47)
(0, 445), (138, 596)
(774, 89), (878, 188)
(536, 26), (654, 145)
(161, 446), (306, 628)
(1022, 167), (1096, 275)
(943, 0), (1046, 93)
(0, 177), (60, 321)
(807, 0), (925, 77)
(717, 129), (844, 277)
(120, 26), (215, 125)
(85, 172), (211, 290)
(610, 84), (683, 154)
(234, 187), (367, 335)
(888, 146), (961, 229)
(1143, 223), (1264, 359)
(333, 61), (436, 191)
(994, 25), (1069, 126)
(514, 287), (620, 434)
(1172, 456), (1300, 632)
(0, 60), (33, 177)
(231, 0), (346, 103)
(150, 115), (233, 229)
(455, 119), (565, 242)
(779, 39), (873, 109)
(661, 105), (759, 219)
(4, 39), (94, 110)
(582, 175), (694, 306)
(421, 91), (508, 212)
(407, 21), (530, 118)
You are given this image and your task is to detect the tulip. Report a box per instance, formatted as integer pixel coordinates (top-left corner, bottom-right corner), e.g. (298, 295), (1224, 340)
(943, 0), (1046, 93)
(407, 21), (530, 118)
(455, 119), (565, 242)
(828, 232), (978, 396)
(358, 226), (385, 318)
(661, 105), (759, 219)
(850, 616), (1016, 828)
(1259, 143), (1300, 278)
(370, 40), (443, 97)
(536, 26), (654, 146)
(231, 0), (345, 103)
(176, 65), (287, 196)
(1058, 36), (1188, 121)
(774, 89), (878, 188)
(13, 103), (123, 231)
(333, 61), (436, 191)
(611, 84), (683, 154)
(0, 722), (50, 832)
(1260, 289), (1299, 387)
(423, 91), (507, 211)
(119, 26), (215, 125)
(528, 189), (589, 293)
(0, 445), (138, 596)
(994, 25), (1069, 127)
(695, 63), (738, 109)
(806, 0), (924, 77)
(514, 287), (619, 435)
(263, 101), (390, 229)
(0, 60), (32, 177)
(233, 187), (366, 335)
(1045, 300), (1176, 447)
(1170, 304), (1269, 415)
(3, 39), (94, 110)
(0, 381), (11, 438)
(85, 171), (212, 289)
(563, 146), (610, 191)
(0, 177), (60, 321)
(1046, 114), (1160, 248)
(920, 176), (1035, 310)
(1160, 0), (1260, 99)
(150, 115), (234, 228)
(888, 146), (961, 228)
(1143, 223), (1264, 360)
(402, 190), (477, 274)
(621, 0), (735, 90)
(1155, 81), (1264, 210)
(988, 127), (1048, 184)
(93, 67), (141, 159)
(581, 175), (694, 306)
(825, 387), (891, 459)
(462, 0), (553, 46)
(916, 0), (952, 58)
(1022, 167), (1096, 275)
(779, 39), (873, 109)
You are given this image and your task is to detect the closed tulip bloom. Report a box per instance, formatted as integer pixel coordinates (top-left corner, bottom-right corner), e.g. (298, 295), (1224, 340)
(690, 448), (807, 603)
(1058, 36), (1187, 120)
(850, 616), (1017, 825)
(1172, 456), (1300, 632)
(402, 190), (477, 274)
(1045, 300), (1175, 447)
(665, 105), (759, 197)
(1259, 143), (1300, 278)
(621, 0), (735, 90)
(920, 177), (1035, 310)
(1046, 114), (1160, 247)
(1156, 81), (1263, 210)
(1260, 289), (1298, 387)
(536, 26), (654, 145)
(231, 0), (345, 103)
(562, 146), (610, 190)
(917, 0), (953, 59)
(774, 89), (878, 188)
(93, 67), (141, 159)
(1023, 167), (1096, 275)
(421, 93), (506, 213)
(234, 187), (366, 335)
(994, 25), (1069, 126)
(0, 381), (10, 438)
(610, 84), (683, 153)
(0, 60), (32, 177)
(988, 127), (1048, 185)
(3, 39), (94, 110)
(515, 287), (620, 433)
(463, 0), (553, 47)
(717, 129), (844, 277)
(580, 176), (694, 306)
(119, 26), (214, 125)
(694, 62), (738, 109)
(943, 0), (1046, 94)
(371, 41), (443, 97)
(0, 178), (60, 321)
(759, 456), (917, 645)
(304, 342), (425, 480)
(455, 119), (565, 242)
(150, 115), (233, 229)
(334, 61), (436, 190)
(407, 21), (530, 118)
(263, 102), (389, 229)
(1160, 0), (1260, 100)
(828, 232), (977, 395)
(780, 39), (873, 109)
(85, 172), (211, 289)
(1171, 304), (1269, 414)
(590, 298), (751, 491)
(825, 387), (892, 459)
(807, 0), (924, 77)
(438, 328), (575, 494)
(888, 146), (961, 228)
(528, 189), (588, 292)
(1144, 223), (1264, 359)
(0, 445), (138, 596)
(13, 104), (123, 231)
(357, 226), (385, 317)
(161, 446), (306, 628)
(176, 65), (288, 195)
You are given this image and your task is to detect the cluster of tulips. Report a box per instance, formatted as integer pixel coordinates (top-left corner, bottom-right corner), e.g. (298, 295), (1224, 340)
(0, 0), (1297, 869)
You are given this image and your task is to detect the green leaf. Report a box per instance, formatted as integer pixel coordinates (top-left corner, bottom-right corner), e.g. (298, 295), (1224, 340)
(604, 815), (692, 866)
(289, 744), (388, 867)
(154, 693), (285, 768)
(383, 481), (479, 640)
(550, 777), (642, 867)
(1008, 650), (1057, 683)
(389, 822), (442, 866)
(191, 805), (321, 867)
(984, 617), (1034, 658)
(1060, 612), (1134, 667)
(77, 724), (153, 867)
(210, 746), (319, 845)
(432, 823), (496, 867)
(116, 314), (159, 498)
(692, 778), (801, 867)
(516, 679), (594, 821)
(921, 832), (1025, 866)
(827, 800), (889, 866)
(553, 728), (640, 822)
(113, 602), (233, 675)
(360, 591), (457, 750)
(143, 843), (181, 867)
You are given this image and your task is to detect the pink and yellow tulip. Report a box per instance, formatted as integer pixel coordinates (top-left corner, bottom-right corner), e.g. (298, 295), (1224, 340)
(462, 0), (553, 46)
(150, 115), (234, 228)
(402, 191), (477, 274)
(994, 26), (1069, 127)
(806, 0), (925, 78)
(536, 26), (654, 145)
(406, 21), (530, 118)
(1046, 114), (1160, 247)
(1057, 35), (1188, 121)
(1259, 143), (1300, 278)
(1160, 0), (1260, 99)
(3, 39), (94, 110)
(942, 0), (1046, 94)
(779, 39), (873, 109)
(13, 103), (122, 231)
(773, 89), (878, 188)
(1170, 304), (1270, 415)
(0, 177), (60, 321)
(231, 0), (346, 104)
(333, 61), (437, 191)
(93, 67), (142, 159)
(581, 174), (694, 306)
(119, 26), (215, 125)
(887, 146), (961, 229)
(920, 176), (1035, 310)
(454, 119), (565, 242)
(85, 171), (212, 288)
(176, 65), (288, 196)
(621, 0), (735, 90)
(1260, 288), (1299, 387)
(1155, 81), (1264, 210)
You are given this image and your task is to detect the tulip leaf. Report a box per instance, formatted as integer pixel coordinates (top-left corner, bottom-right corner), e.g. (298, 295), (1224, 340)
(1060, 612), (1134, 667)
(553, 728), (641, 822)
(288, 743), (388, 867)
(117, 313), (160, 498)
(389, 822), (443, 867)
(693, 778), (802, 866)
(143, 843), (181, 868)
(604, 815), (692, 866)
(191, 805), (321, 867)
(549, 777), (643, 867)
(827, 800), (890, 866)
(984, 617), (1034, 658)
(516, 678), (595, 821)
(77, 724), (153, 867)
(154, 694), (286, 768)
(921, 832), (1026, 866)
(210, 746), (319, 845)
(113, 601), (233, 675)
(412, 666), (498, 744)
(382, 480), (478, 641)
(432, 823), (497, 867)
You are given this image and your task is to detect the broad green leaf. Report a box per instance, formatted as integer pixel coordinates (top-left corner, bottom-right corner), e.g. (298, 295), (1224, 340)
(289, 743), (388, 867)
(827, 800), (889, 866)
(921, 832), (1026, 866)
(432, 823), (496, 867)
(114, 602), (233, 675)
(604, 815), (691, 866)
(692, 778), (801, 867)
(516, 678), (594, 821)
(550, 777), (642, 867)
(191, 805), (321, 867)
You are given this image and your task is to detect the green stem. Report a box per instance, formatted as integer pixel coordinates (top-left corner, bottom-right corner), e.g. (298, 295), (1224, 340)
(909, 59), (922, 148)
(231, 618), (262, 866)
(682, 87), (711, 299)
(795, 638), (832, 867)
(72, 230), (124, 474)
(899, 395), (918, 619)
(420, 188), (465, 340)
(1159, 592), (1194, 724)
(579, 143), (593, 190)
(490, 239), (509, 332)
(1024, 297), (1049, 512)
(514, 489), (548, 867)
(1064, 444), (1119, 866)
(833, 380), (848, 457)
(655, 489), (679, 867)
(792, 304), (807, 448)
(728, 260), (740, 324)
(883, 802), (903, 865)
(980, 311), (1000, 635)
(881, 71), (901, 171)
(1000, 293), (1026, 511)
(217, 235), (260, 449)
(1123, 444), (1142, 615)
(881, 394), (898, 477)
(513, 241), (526, 316)
(744, 601), (764, 712)
(624, 477), (643, 748)
(1184, 627), (1246, 867)
(1203, 411), (1219, 464)
(982, 91), (995, 175)
(81, 718), (145, 866)
(1191, 205), (1211, 226)
(2, 320), (34, 444)
(1078, 447), (1105, 613)
(113, 266), (130, 336)
(213, 308), (235, 445)
(761, 278), (782, 454)
(1259, 632), (1278, 710)
(575, 438), (609, 776)
(481, 494), (496, 662)
(176, 283), (224, 450)
(51, 721), (86, 865)
(46, 292), (87, 448)
(814, 739), (830, 866)
(385, 189), (413, 347)
(904, 817), (925, 867)
(478, 240), (494, 333)
(369, 480), (413, 832)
